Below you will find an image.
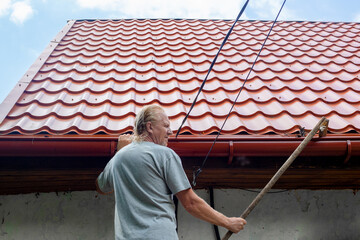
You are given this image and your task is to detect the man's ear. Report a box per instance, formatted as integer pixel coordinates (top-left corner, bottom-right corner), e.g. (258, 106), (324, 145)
(146, 121), (153, 134)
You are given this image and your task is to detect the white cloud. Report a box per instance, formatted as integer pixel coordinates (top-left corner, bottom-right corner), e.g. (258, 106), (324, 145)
(75, 0), (248, 19)
(10, 0), (34, 25)
(0, 0), (12, 17)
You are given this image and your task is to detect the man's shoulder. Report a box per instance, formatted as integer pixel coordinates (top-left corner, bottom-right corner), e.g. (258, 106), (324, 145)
(151, 142), (174, 152)
(140, 141), (177, 156)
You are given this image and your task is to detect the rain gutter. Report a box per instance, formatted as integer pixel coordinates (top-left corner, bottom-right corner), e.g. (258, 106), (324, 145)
(0, 135), (359, 161)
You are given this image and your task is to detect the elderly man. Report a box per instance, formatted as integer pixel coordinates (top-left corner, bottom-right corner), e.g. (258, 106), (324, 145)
(96, 105), (246, 239)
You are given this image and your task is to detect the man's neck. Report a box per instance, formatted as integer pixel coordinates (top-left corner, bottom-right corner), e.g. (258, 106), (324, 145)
(142, 135), (154, 143)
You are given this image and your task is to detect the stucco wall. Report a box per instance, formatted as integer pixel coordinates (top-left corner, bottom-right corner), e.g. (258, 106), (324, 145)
(1, 189), (359, 240)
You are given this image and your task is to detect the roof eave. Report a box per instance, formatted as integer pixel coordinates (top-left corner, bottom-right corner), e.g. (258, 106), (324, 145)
(1, 134), (360, 194)
(0, 134), (359, 159)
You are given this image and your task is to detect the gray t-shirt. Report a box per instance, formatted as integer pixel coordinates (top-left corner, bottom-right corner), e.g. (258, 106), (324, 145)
(97, 141), (191, 240)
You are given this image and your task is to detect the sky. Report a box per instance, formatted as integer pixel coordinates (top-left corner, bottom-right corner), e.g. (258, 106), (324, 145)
(0, 0), (359, 104)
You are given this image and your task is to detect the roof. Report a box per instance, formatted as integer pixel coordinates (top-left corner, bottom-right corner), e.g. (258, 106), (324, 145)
(1, 19), (360, 193)
(0, 19), (359, 136)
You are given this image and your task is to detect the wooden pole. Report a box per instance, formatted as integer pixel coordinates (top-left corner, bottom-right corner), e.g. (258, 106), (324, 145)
(222, 117), (328, 240)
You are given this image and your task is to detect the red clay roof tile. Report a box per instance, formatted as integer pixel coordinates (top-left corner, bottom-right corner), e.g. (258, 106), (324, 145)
(0, 19), (359, 135)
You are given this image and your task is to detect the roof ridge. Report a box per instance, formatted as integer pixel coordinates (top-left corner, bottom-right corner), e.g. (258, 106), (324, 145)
(73, 19), (360, 24)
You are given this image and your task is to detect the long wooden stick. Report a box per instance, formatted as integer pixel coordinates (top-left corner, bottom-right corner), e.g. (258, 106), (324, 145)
(222, 117), (328, 240)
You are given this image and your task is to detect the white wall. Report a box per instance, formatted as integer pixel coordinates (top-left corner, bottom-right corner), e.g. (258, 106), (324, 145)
(178, 189), (360, 240)
(1, 189), (359, 239)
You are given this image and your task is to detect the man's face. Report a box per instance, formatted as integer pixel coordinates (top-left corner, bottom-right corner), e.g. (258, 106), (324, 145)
(150, 111), (172, 146)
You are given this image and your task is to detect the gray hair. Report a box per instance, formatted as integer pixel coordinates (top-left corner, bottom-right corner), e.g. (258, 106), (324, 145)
(133, 105), (165, 142)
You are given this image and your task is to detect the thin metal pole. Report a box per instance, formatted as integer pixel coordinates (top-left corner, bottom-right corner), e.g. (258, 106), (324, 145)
(190, 0), (287, 186)
(221, 116), (327, 240)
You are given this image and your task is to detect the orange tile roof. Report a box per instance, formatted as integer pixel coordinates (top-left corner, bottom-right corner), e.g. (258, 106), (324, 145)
(0, 19), (359, 135)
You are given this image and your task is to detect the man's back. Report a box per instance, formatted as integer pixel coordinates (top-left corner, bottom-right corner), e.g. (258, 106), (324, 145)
(97, 141), (191, 240)
(97, 105), (246, 239)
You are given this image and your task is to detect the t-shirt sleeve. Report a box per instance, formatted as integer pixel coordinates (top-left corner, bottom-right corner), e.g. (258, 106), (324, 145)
(165, 150), (191, 194)
(97, 160), (114, 193)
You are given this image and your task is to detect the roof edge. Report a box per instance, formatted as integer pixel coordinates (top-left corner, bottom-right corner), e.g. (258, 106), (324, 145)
(0, 20), (76, 125)
(74, 19), (360, 24)
(0, 134), (359, 158)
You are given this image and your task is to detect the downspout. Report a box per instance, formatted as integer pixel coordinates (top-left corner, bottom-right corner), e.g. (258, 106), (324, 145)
(209, 187), (221, 240)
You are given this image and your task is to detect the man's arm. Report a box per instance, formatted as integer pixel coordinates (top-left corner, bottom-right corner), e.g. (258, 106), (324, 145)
(95, 178), (113, 195)
(96, 134), (132, 195)
(176, 188), (246, 233)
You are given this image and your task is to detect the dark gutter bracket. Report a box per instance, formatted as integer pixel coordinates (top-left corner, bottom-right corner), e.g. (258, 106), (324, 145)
(110, 140), (117, 156)
(344, 140), (352, 164)
(227, 141), (234, 165)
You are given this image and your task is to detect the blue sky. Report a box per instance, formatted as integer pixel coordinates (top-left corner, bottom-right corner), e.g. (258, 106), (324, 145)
(0, 0), (359, 104)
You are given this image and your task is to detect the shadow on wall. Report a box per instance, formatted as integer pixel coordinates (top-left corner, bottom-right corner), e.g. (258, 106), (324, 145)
(0, 191), (115, 240)
(0, 189), (359, 240)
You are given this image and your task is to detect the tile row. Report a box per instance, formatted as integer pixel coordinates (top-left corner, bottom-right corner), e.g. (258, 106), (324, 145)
(61, 33), (360, 47)
(54, 41), (360, 56)
(32, 68), (359, 83)
(27, 78), (360, 94)
(17, 88), (360, 105)
(45, 53), (360, 66)
(38, 60), (360, 76)
(1, 112), (358, 135)
(8, 100), (360, 119)
(66, 27), (360, 41)
(49, 49), (359, 66)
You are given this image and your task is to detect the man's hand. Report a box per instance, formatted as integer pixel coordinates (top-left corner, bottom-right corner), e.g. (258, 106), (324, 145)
(225, 217), (247, 233)
(176, 188), (247, 233)
(117, 134), (133, 151)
